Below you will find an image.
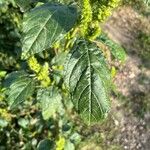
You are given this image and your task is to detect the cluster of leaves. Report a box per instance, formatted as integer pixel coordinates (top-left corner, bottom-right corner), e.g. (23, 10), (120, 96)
(0, 0), (126, 149)
(1, 0), (127, 125)
(0, 0), (22, 70)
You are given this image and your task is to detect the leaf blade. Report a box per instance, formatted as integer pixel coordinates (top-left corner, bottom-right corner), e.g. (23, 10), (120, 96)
(98, 34), (126, 62)
(7, 75), (35, 109)
(64, 40), (111, 124)
(22, 3), (77, 59)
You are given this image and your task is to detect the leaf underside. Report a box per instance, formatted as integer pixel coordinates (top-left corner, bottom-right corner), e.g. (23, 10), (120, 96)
(64, 40), (111, 124)
(22, 3), (77, 59)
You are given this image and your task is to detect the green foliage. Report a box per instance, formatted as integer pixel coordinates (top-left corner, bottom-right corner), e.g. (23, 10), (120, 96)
(15, 0), (33, 12)
(98, 34), (126, 62)
(143, 0), (150, 6)
(37, 139), (54, 150)
(37, 86), (63, 120)
(1, 0), (126, 125)
(7, 72), (35, 109)
(64, 40), (111, 124)
(0, 0), (127, 149)
(22, 3), (77, 58)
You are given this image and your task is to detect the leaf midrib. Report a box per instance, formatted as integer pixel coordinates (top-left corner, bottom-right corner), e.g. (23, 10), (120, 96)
(85, 44), (92, 124)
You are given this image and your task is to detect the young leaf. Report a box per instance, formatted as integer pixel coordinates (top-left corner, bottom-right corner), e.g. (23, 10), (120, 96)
(98, 34), (126, 62)
(64, 40), (111, 124)
(22, 3), (77, 59)
(7, 75), (35, 109)
(37, 86), (63, 120)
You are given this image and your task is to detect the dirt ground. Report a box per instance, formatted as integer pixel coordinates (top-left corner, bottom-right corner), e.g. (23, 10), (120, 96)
(102, 6), (150, 150)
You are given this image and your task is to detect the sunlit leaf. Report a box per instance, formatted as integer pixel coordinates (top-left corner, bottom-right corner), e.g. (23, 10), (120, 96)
(64, 40), (111, 124)
(22, 3), (77, 59)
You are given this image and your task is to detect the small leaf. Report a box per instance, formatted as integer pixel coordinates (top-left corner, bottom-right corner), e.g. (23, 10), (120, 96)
(22, 3), (77, 59)
(18, 118), (30, 129)
(64, 40), (111, 124)
(0, 71), (7, 78)
(15, 0), (32, 12)
(37, 86), (63, 120)
(0, 119), (8, 128)
(37, 139), (54, 150)
(7, 74), (35, 109)
(70, 133), (81, 145)
(64, 140), (75, 150)
(98, 34), (126, 62)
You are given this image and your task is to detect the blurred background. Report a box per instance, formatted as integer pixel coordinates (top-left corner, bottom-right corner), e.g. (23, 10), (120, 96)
(0, 0), (150, 149)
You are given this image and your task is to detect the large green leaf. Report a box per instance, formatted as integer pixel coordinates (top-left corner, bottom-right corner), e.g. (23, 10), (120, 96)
(64, 40), (111, 124)
(22, 3), (77, 59)
(37, 86), (63, 120)
(7, 74), (35, 109)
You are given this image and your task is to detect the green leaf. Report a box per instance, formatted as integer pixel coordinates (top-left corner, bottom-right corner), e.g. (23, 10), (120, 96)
(15, 0), (48, 12)
(64, 40), (111, 124)
(0, 71), (7, 78)
(4, 71), (27, 88)
(37, 86), (63, 120)
(22, 3), (77, 59)
(64, 140), (75, 150)
(51, 51), (67, 66)
(37, 139), (54, 150)
(70, 133), (81, 145)
(98, 34), (126, 62)
(15, 0), (32, 12)
(0, 119), (8, 128)
(18, 118), (30, 129)
(7, 75), (35, 109)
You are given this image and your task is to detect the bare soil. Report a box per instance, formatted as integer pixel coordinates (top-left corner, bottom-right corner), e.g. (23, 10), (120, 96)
(102, 6), (150, 150)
